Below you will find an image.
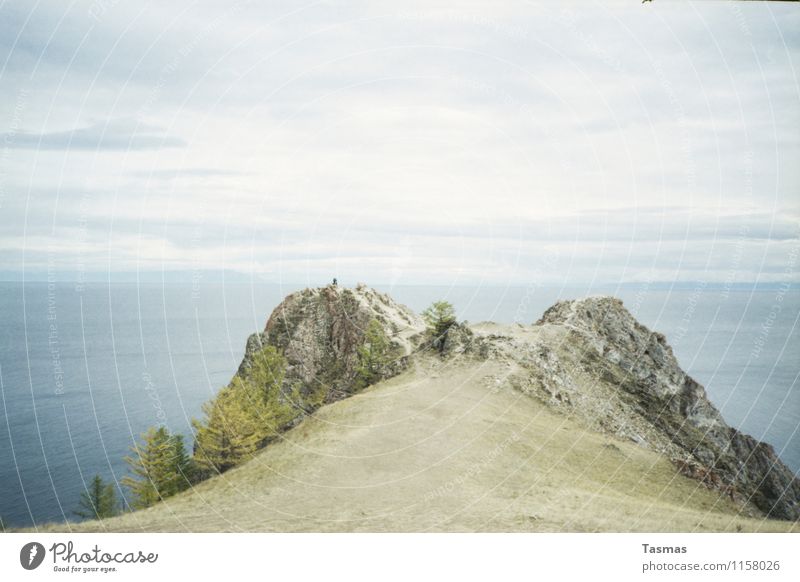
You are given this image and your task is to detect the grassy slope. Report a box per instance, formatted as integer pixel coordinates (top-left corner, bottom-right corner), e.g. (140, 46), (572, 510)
(40, 356), (797, 533)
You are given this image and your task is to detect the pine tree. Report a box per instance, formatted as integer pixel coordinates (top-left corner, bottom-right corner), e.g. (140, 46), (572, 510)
(422, 300), (457, 352)
(356, 319), (391, 388)
(74, 474), (118, 520)
(122, 427), (194, 509)
(192, 382), (265, 474)
(166, 433), (194, 494)
(193, 346), (295, 475)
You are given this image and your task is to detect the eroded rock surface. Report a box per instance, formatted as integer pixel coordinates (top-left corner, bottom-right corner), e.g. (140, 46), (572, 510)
(485, 296), (799, 520)
(237, 283), (423, 402)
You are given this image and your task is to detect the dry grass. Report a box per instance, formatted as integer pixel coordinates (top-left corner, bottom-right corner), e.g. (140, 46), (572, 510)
(33, 356), (798, 533)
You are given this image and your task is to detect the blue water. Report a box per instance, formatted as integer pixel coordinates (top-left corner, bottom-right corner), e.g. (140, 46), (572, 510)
(0, 281), (797, 529)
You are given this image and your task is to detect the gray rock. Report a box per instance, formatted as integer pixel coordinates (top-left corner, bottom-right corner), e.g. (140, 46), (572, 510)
(235, 284), (424, 405)
(528, 296), (800, 521)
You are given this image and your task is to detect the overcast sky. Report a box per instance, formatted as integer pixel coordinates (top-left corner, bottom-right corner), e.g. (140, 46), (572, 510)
(1, 0), (798, 286)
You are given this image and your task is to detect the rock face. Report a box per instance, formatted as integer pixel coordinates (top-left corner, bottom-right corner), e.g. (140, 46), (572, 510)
(511, 296), (799, 521)
(237, 284), (423, 403)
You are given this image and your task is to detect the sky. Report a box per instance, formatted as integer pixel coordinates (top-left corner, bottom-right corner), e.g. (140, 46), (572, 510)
(0, 0), (798, 287)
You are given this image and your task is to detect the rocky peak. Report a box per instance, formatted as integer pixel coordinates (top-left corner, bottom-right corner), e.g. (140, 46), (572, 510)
(538, 297), (672, 371)
(531, 295), (799, 521)
(237, 283), (423, 402)
(537, 296), (702, 402)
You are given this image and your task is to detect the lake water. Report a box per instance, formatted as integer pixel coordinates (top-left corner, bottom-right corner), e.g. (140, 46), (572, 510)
(0, 281), (797, 529)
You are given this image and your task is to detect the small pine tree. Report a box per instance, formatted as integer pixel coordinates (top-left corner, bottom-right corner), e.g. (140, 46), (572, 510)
(422, 300), (457, 352)
(74, 474), (118, 520)
(356, 319), (391, 388)
(168, 433), (195, 492)
(122, 427), (194, 509)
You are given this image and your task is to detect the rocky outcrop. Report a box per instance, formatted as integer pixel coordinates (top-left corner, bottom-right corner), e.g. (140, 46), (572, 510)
(237, 283), (423, 403)
(432, 321), (477, 356)
(234, 287), (798, 521)
(514, 296), (799, 521)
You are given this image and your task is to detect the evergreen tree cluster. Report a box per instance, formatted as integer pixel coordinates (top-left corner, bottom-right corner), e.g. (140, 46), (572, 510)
(74, 427), (194, 520)
(192, 345), (298, 475)
(121, 426), (194, 509)
(80, 345), (295, 516)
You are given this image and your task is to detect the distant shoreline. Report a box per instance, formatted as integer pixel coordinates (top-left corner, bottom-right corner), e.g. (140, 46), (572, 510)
(1, 277), (797, 291)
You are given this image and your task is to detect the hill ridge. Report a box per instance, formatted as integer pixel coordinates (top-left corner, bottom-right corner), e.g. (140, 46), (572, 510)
(34, 285), (799, 532)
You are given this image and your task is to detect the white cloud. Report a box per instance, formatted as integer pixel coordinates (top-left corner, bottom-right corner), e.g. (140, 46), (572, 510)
(1, 0), (798, 284)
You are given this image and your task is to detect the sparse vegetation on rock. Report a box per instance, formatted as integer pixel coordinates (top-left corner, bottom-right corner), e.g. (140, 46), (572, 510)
(355, 319), (393, 389)
(239, 283), (422, 403)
